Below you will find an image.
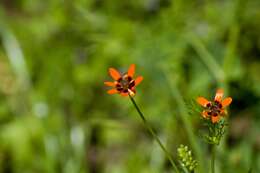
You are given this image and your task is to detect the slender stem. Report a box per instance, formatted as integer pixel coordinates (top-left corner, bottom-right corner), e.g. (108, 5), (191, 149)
(211, 144), (216, 173)
(129, 95), (180, 173)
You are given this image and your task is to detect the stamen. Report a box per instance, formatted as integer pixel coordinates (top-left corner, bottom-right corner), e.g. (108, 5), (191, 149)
(117, 77), (122, 82)
(129, 81), (135, 88)
(214, 100), (220, 104)
(117, 88), (123, 91)
(212, 112), (218, 117)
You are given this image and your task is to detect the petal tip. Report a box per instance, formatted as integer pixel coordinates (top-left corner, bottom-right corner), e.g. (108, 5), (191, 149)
(134, 76), (143, 86)
(128, 64), (136, 77)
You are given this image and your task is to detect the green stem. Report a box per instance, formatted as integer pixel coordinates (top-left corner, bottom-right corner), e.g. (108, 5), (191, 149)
(129, 95), (180, 173)
(211, 144), (216, 173)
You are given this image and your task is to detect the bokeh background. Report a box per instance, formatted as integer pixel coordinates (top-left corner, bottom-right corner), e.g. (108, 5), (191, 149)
(0, 0), (260, 173)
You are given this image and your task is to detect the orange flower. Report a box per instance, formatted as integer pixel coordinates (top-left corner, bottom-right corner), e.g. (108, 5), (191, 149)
(104, 64), (143, 97)
(197, 89), (232, 123)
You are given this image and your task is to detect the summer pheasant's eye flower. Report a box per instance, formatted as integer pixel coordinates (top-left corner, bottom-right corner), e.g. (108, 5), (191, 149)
(105, 64), (180, 172)
(104, 64), (143, 97)
(197, 89), (232, 123)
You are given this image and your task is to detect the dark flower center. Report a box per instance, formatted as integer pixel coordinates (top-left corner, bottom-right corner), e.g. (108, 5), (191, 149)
(206, 100), (223, 117)
(116, 74), (135, 93)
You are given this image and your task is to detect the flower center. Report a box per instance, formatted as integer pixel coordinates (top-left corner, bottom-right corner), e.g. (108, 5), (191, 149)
(206, 101), (223, 117)
(116, 74), (135, 93)
(121, 75), (130, 88)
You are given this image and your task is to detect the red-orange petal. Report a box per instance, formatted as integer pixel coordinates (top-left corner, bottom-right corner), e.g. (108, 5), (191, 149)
(104, 81), (115, 87)
(197, 97), (210, 107)
(109, 68), (121, 80)
(135, 76), (143, 86)
(214, 89), (224, 102)
(202, 110), (209, 118)
(220, 109), (225, 115)
(222, 97), (232, 108)
(107, 89), (118, 95)
(120, 92), (128, 97)
(128, 64), (135, 77)
(211, 115), (221, 123)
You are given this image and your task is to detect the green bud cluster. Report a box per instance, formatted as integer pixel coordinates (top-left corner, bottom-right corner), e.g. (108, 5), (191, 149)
(177, 145), (198, 172)
(203, 119), (226, 145)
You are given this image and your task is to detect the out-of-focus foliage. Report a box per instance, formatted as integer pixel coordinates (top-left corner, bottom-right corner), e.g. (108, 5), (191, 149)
(0, 0), (259, 172)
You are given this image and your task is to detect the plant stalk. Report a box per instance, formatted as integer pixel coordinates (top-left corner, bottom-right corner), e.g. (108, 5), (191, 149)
(129, 95), (180, 173)
(211, 144), (216, 173)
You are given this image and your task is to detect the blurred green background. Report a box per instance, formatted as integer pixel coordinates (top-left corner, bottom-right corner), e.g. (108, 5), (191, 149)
(0, 0), (260, 172)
